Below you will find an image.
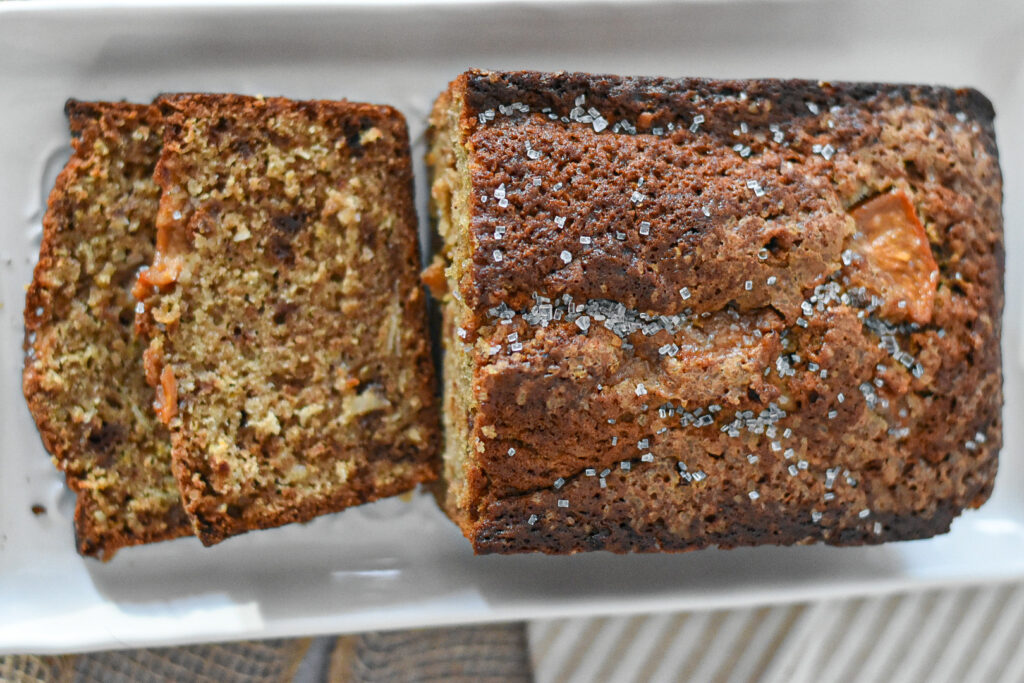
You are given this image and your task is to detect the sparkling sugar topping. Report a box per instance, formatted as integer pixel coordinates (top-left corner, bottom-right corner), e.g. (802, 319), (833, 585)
(465, 84), (977, 530)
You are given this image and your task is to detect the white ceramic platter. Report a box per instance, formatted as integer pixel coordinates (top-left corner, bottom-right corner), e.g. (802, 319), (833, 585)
(1, 0), (1022, 654)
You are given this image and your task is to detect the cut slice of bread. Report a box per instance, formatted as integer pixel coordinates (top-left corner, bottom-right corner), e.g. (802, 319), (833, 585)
(24, 100), (191, 560)
(139, 94), (440, 545)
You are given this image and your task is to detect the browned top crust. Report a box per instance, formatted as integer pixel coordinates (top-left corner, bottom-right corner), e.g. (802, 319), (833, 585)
(454, 71), (997, 316)
(140, 93), (440, 545)
(24, 100), (190, 559)
(432, 70), (1003, 554)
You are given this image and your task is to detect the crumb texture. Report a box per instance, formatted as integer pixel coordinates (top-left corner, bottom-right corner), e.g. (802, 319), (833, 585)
(142, 94), (439, 545)
(23, 101), (189, 559)
(429, 70), (1003, 554)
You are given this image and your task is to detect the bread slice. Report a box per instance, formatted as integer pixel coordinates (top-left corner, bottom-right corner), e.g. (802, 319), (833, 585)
(139, 94), (440, 545)
(23, 100), (190, 559)
(427, 70), (1003, 553)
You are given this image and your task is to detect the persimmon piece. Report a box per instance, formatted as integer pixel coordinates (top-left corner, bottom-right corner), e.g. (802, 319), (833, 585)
(849, 191), (938, 324)
(155, 365), (177, 424)
(132, 191), (188, 299)
(421, 255), (447, 299)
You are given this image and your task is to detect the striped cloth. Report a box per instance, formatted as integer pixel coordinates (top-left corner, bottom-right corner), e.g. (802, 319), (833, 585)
(529, 583), (1024, 683)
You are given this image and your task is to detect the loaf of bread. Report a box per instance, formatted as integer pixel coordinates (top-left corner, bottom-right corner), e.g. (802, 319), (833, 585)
(138, 94), (440, 545)
(427, 70), (1003, 553)
(23, 101), (190, 559)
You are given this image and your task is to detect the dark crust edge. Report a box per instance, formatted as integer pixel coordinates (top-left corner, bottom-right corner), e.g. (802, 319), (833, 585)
(23, 99), (192, 561)
(454, 69), (997, 147)
(151, 93), (441, 545)
(154, 92), (412, 141)
(187, 462), (439, 546)
(469, 498), (964, 555)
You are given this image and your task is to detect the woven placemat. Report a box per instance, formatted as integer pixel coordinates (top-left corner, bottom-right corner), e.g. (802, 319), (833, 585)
(0, 655), (73, 683)
(1, 639), (310, 683)
(0, 623), (533, 683)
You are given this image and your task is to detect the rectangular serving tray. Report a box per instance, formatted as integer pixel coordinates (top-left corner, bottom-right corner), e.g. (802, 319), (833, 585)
(1, 0), (1021, 654)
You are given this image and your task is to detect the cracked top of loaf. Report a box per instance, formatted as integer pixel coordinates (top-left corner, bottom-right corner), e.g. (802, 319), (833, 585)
(429, 70), (1002, 554)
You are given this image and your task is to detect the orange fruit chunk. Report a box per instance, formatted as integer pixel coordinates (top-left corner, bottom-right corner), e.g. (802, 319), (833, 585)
(848, 191), (938, 325)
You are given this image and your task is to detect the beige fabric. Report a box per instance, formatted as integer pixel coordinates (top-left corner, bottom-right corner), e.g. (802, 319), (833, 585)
(329, 624), (532, 683)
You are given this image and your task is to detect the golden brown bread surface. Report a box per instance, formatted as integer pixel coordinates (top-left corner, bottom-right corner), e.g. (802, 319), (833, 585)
(23, 101), (190, 559)
(139, 94), (440, 545)
(428, 70), (1003, 554)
